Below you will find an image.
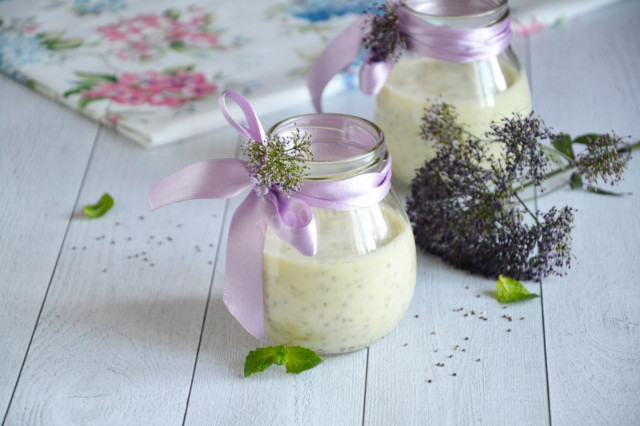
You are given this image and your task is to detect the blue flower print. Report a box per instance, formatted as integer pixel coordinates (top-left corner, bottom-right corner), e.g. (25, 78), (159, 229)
(0, 32), (49, 82)
(73, 0), (127, 15)
(288, 0), (380, 22)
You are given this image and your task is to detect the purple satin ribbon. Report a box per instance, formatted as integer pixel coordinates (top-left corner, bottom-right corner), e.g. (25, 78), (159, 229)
(148, 90), (391, 339)
(308, 0), (513, 112)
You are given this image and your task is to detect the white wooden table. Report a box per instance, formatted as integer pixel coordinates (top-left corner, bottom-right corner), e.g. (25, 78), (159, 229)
(1, 1), (639, 425)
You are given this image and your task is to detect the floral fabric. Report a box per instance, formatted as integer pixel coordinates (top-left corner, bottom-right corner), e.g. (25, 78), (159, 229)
(0, 0), (373, 146)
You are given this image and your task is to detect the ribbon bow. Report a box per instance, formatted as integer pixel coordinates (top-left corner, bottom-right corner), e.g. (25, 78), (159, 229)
(308, 0), (513, 112)
(148, 90), (391, 339)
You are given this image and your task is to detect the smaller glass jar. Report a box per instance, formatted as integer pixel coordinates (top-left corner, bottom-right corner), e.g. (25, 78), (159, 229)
(375, 0), (532, 190)
(263, 114), (417, 355)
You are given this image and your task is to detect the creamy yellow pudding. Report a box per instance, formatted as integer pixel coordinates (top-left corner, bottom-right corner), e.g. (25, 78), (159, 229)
(375, 57), (532, 188)
(263, 205), (416, 354)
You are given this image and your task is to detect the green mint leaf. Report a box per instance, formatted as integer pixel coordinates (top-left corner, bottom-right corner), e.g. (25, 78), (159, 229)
(551, 133), (575, 159)
(572, 133), (602, 146)
(496, 275), (539, 303)
(284, 346), (323, 374)
(244, 345), (288, 377)
(83, 193), (114, 218)
(569, 172), (583, 189)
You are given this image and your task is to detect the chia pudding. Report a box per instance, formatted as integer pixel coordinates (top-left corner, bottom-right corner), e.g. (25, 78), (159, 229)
(263, 203), (416, 354)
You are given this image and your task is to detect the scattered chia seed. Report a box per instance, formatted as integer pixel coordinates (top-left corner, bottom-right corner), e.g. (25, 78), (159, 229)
(464, 286), (469, 289)
(82, 246), (86, 250)
(167, 237), (173, 242)
(461, 349), (466, 352)
(150, 263), (154, 267)
(177, 224), (182, 228)
(72, 246), (76, 250)
(506, 328), (512, 332)
(143, 258), (148, 262)
(464, 337), (469, 341)
(503, 306), (508, 309)
(427, 379), (432, 383)
(479, 316), (488, 321)
(430, 331), (436, 335)
(476, 358), (481, 362)
(414, 314), (419, 318)
(520, 317), (525, 320)
(403, 343), (408, 347)
(110, 241), (115, 245)
(502, 314), (513, 322)
(452, 307), (463, 312)
(102, 269), (107, 273)
(448, 355), (453, 358)
(476, 294), (481, 298)
(209, 243), (214, 247)
(115, 222), (120, 226)
(127, 237), (132, 241)
(452, 373), (457, 377)
(208, 261), (213, 265)
(463, 313), (469, 317)
(436, 363), (444, 367)
(157, 241), (162, 245)
(149, 235), (154, 239)
(138, 216), (144, 220)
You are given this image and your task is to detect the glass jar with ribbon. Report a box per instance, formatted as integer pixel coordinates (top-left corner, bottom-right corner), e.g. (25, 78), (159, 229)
(308, 0), (532, 189)
(148, 91), (416, 355)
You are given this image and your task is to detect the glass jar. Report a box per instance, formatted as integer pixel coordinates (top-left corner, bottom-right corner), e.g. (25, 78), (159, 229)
(375, 0), (532, 190)
(263, 114), (417, 355)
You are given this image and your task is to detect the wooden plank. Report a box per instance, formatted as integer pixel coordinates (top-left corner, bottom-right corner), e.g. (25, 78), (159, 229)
(0, 76), (98, 418)
(183, 102), (370, 426)
(530, 1), (640, 424)
(363, 30), (549, 426)
(3, 124), (236, 424)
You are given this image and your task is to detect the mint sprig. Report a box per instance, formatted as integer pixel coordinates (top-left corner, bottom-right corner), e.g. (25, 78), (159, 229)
(83, 193), (114, 218)
(244, 345), (322, 377)
(496, 275), (540, 303)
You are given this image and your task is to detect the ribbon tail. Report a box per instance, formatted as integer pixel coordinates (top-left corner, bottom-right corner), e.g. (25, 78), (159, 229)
(223, 192), (267, 340)
(147, 159), (253, 211)
(307, 14), (372, 112)
(359, 54), (394, 95)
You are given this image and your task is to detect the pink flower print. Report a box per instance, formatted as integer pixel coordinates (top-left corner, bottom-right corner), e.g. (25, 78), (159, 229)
(80, 70), (217, 107)
(96, 9), (224, 61)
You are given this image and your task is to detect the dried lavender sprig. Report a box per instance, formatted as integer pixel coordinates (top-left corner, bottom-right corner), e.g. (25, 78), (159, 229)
(242, 129), (313, 197)
(362, 3), (406, 63)
(574, 132), (629, 187)
(408, 102), (577, 281)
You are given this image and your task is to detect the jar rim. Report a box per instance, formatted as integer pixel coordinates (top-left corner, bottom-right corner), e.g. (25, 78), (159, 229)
(267, 113), (388, 181)
(400, 0), (509, 26)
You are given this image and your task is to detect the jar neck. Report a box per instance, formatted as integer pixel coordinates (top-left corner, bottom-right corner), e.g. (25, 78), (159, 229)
(267, 114), (388, 182)
(400, 0), (509, 28)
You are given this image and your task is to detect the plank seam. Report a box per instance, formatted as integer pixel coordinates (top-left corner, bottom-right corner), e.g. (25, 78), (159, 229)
(528, 30), (553, 426)
(1, 125), (103, 426)
(182, 134), (241, 426)
(181, 196), (232, 426)
(361, 347), (370, 426)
